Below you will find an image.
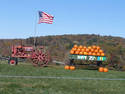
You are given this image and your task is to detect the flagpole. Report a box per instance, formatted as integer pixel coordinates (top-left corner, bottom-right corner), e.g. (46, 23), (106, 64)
(33, 11), (54, 47)
(34, 11), (38, 47)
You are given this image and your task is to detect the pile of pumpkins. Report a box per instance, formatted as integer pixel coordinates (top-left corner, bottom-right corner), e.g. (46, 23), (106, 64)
(98, 67), (108, 72)
(64, 65), (75, 70)
(70, 45), (105, 56)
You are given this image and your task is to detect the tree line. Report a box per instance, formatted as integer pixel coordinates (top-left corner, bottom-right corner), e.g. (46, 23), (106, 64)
(0, 34), (125, 70)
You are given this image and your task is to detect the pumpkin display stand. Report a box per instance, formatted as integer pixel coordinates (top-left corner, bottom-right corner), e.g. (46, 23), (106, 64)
(65, 45), (108, 72)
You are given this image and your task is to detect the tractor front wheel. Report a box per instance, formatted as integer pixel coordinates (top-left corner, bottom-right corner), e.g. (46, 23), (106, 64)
(8, 57), (18, 65)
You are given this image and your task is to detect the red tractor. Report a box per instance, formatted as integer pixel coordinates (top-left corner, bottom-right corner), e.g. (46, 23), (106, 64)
(8, 45), (50, 67)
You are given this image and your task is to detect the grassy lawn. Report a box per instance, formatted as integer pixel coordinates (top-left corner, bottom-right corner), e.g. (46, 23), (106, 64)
(0, 61), (125, 94)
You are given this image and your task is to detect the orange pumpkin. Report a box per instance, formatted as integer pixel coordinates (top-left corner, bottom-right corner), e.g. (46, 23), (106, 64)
(88, 52), (92, 55)
(79, 51), (83, 55)
(97, 53), (101, 56)
(101, 53), (104, 56)
(86, 52), (88, 55)
(92, 53), (96, 56)
(81, 49), (85, 52)
(77, 48), (81, 52)
(70, 66), (75, 70)
(72, 48), (77, 51)
(70, 50), (74, 54)
(64, 65), (70, 70)
(90, 49), (94, 52)
(83, 46), (87, 49)
(88, 46), (92, 49)
(92, 45), (96, 49)
(86, 48), (89, 52)
(99, 50), (103, 53)
(96, 46), (100, 50)
(94, 49), (98, 53)
(75, 51), (79, 54)
(103, 68), (108, 72)
(79, 45), (83, 49)
(84, 52), (87, 55)
(74, 45), (78, 48)
(98, 67), (104, 72)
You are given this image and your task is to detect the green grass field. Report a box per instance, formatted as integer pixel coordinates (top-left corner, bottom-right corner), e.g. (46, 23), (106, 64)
(0, 61), (125, 94)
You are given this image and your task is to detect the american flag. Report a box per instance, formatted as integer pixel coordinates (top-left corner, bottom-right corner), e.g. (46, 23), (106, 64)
(38, 11), (54, 24)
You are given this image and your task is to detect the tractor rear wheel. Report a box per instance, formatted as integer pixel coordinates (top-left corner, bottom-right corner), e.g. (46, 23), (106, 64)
(8, 57), (18, 65)
(31, 50), (50, 67)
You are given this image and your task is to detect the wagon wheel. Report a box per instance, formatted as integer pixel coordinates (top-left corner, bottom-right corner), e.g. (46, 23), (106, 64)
(31, 49), (50, 67)
(8, 57), (18, 65)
